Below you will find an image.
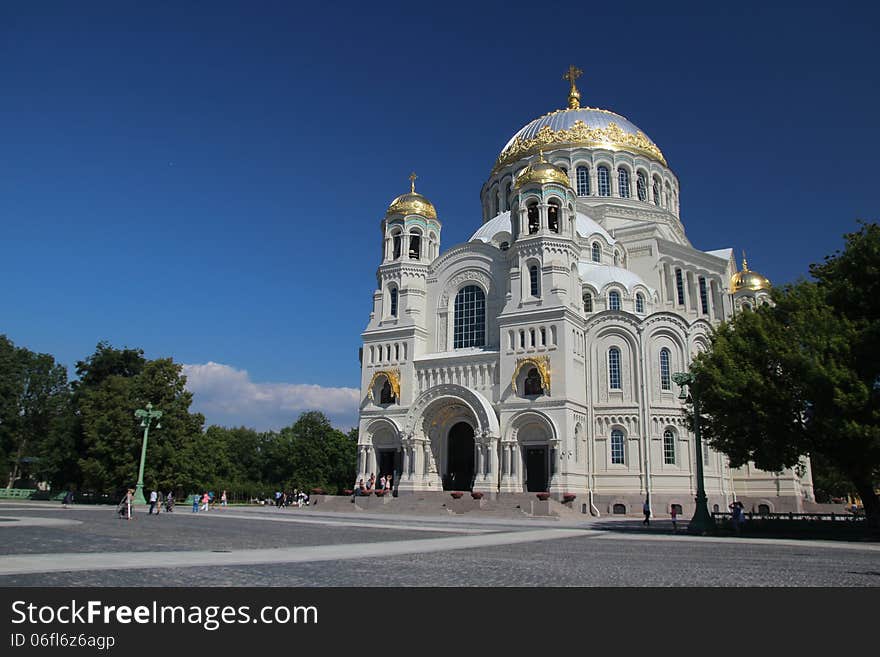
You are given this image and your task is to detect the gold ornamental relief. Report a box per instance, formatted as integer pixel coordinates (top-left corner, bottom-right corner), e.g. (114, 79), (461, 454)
(511, 356), (551, 395)
(495, 120), (666, 171)
(367, 369), (401, 401)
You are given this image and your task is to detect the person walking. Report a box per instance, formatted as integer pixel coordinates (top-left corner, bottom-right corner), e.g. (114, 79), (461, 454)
(192, 492), (200, 513)
(148, 490), (158, 515)
(166, 491), (174, 512)
(220, 490), (227, 509)
(670, 505), (678, 532)
(642, 499), (651, 526)
(126, 488), (134, 520)
(200, 492), (210, 512)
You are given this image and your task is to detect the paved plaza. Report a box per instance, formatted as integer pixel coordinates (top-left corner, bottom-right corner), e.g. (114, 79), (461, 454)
(0, 501), (878, 586)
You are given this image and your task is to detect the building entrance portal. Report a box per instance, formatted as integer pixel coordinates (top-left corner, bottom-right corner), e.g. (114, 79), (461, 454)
(377, 450), (396, 486)
(525, 447), (548, 492)
(444, 422), (475, 491)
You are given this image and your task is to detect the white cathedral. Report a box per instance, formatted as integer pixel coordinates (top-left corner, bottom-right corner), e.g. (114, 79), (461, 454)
(356, 68), (814, 515)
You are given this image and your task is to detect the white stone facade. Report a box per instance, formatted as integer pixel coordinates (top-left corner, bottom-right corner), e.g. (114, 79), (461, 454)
(356, 94), (813, 516)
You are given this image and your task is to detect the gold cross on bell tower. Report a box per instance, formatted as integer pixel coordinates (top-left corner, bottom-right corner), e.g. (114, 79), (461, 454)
(563, 65), (583, 109)
(409, 172), (417, 193)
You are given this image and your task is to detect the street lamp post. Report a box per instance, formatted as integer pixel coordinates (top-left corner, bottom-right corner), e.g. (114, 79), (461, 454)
(672, 372), (715, 535)
(133, 402), (162, 505)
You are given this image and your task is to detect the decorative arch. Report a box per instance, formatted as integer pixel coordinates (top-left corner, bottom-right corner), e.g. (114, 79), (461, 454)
(366, 369), (400, 402)
(403, 384), (500, 438)
(506, 409), (559, 444)
(364, 417), (401, 446)
(510, 355), (551, 395)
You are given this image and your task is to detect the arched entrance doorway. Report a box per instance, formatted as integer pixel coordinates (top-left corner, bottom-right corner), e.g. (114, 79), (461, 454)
(444, 422), (475, 491)
(525, 446), (548, 492)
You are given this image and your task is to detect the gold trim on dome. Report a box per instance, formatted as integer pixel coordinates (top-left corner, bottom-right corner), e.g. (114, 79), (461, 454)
(513, 153), (571, 190)
(367, 369), (400, 402)
(511, 356), (551, 395)
(386, 192), (437, 220)
(730, 252), (771, 292)
(495, 118), (667, 171)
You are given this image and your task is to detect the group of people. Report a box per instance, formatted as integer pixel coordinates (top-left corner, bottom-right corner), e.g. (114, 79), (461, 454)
(273, 489), (310, 508)
(116, 488), (176, 519)
(353, 473), (392, 496)
(640, 498), (747, 534)
(191, 490), (228, 512)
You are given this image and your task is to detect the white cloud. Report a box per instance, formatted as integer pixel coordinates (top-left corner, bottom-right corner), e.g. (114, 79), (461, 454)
(182, 362), (360, 432)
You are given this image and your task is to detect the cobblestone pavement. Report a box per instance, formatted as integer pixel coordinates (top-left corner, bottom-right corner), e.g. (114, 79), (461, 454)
(1, 502), (878, 586)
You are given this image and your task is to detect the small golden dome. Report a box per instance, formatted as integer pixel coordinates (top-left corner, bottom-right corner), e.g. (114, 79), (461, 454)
(513, 152), (571, 190)
(730, 254), (771, 292)
(386, 173), (437, 220)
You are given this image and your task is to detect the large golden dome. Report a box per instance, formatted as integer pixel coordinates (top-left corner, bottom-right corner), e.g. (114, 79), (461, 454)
(494, 67), (666, 172)
(513, 152), (571, 190)
(730, 255), (771, 292)
(385, 174), (437, 220)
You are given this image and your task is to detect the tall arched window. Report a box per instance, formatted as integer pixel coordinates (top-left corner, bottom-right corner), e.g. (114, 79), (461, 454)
(608, 290), (621, 311)
(527, 203), (539, 234)
(660, 348), (671, 390)
(618, 167), (630, 198)
(591, 242), (601, 263)
(409, 231), (421, 259)
(699, 276), (709, 315)
(453, 285), (486, 348)
(675, 268), (685, 305)
(389, 287), (398, 317)
(529, 265), (540, 297)
(583, 293), (593, 313)
(576, 166), (590, 196)
(636, 171), (647, 201)
(635, 293), (645, 314)
(392, 232), (402, 259)
(608, 347), (621, 390)
(380, 379), (395, 404)
(611, 429), (625, 464)
(548, 202), (559, 233)
(663, 429), (676, 464)
(653, 176), (662, 206)
(597, 166), (611, 197)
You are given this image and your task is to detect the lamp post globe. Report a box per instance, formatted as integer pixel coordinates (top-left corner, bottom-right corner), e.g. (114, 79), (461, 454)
(671, 372), (715, 535)
(133, 402), (163, 505)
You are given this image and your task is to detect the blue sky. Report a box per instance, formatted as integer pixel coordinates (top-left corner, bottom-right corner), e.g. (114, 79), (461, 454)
(2, 1), (878, 430)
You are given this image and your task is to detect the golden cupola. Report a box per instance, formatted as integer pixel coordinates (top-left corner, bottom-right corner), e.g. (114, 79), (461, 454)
(513, 151), (571, 190)
(385, 173), (437, 220)
(730, 254), (771, 292)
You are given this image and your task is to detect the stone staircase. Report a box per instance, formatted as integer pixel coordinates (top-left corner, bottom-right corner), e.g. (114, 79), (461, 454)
(310, 492), (586, 519)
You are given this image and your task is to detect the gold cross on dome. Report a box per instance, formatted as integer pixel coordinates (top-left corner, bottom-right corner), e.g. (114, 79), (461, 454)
(409, 172), (417, 193)
(563, 65), (583, 109)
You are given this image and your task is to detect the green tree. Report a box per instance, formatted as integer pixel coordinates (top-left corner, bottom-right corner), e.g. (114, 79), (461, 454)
(691, 224), (880, 527)
(0, 336), (71, 488)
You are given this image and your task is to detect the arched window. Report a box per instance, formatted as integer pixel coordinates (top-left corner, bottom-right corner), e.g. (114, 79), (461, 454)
(653, 176), (662, 206)
(699, 276), (709, 315)
(675, 269), (685, 305)
(453, 285), (486, 348)
(591, 242), (601, 263)
(529, 265), (540, 297)
(527, 203), (539, 234)
(409, 231), (421, 259)
(576, 166), (590, 196)
(597, 166), (611, 197)
(548, 202), (559, 233)
(611, 429), (625, 464)
(663, 429), (676, 464)
(380, 379), (395, 404)
(618, 168), (630, 198)
(608, 290), (621, 311)
(660, 348), (671, 390)
(608, 347), (621, 389)
(664, 182), (671, 209)
(523, 368), (543, 396)
(583, 293), (593, 313)
(392, 232), (402, 259)
(389, 287), (398, 317)
(635, 293), (645, 314)
(636, 171), (647, 201)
